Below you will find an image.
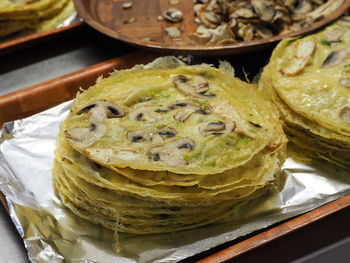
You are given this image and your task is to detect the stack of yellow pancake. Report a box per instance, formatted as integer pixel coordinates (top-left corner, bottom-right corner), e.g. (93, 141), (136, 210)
(0, 0), (75, 38)
(259, 17), (350, 169)
(53, 57), (288, 235)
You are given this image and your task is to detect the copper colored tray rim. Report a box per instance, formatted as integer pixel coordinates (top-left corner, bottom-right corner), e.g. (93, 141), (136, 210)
(0, 21), (84, 56)
(1, 51), (350, 262)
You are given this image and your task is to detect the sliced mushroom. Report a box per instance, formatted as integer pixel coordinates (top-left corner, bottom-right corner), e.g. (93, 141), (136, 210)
(174, 75), (216, 98)
(235, 120), (258, 139)
(340, 78), (350, 88)
(280, 57), (309, 76)
(77, 99), (126, 123)
(164, 8), (183, 23)
(322, 50), (348, 68)
(126, 127), (164, 146)
(122, 1), (132, 9)
(323, 28), (345, 42)
(157, 126), (177, 138)
(65, 123), (107, 148)
(249, 121), (262, 128)
(200, 121), (236, 136)
(281, 40), (315, 76)
(172, 101), (204, 122)
(208, 24), (236, 44)
(251, 0), (275, 23)
(292, 0), (313, 21)
(234, 6), (256, 19)
(129, 105), (162, 122)
(65, 100), (125, 148)
(149, 138), (195, 166)
(295, 40), (316, 59)
(189, 25), (212, 44)
(165, 27), (182, 38)
(340, 107), (350, 124)
(126, 127), (154, 142)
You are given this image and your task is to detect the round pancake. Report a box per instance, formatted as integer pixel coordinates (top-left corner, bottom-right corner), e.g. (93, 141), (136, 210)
(63, 57), (286, 175)
(265, 18), (350, 136)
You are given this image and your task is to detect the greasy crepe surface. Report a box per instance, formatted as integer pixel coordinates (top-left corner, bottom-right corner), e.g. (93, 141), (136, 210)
(63, 58), (285, 175)
(266, 18), (350, 136)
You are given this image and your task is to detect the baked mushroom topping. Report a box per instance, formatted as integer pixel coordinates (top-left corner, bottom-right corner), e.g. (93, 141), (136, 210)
(174, 75), (216, 98)
(281, 40), (315, 76)
(77, 99), (126, 123)
(157, 126), (177, 138)
(322, 50), (348, 68)
(65, 123), (108, 148)
(170, 100), (209, 122)
(126, 126), (177, 144)
(199, 121), (236, 136)
(164, 8), (183, 23)
(126, 127), (154, 142)
(65, 100), (125, 148)
(323, 28), (345, 42)
(149, 138), (195, 166)
(129, 105), (162, 122)
(340, 107), (350, 124)
(340, 78), (350, 88)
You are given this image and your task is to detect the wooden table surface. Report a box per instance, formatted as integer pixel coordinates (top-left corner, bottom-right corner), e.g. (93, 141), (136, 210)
(1, 26), (350, 263)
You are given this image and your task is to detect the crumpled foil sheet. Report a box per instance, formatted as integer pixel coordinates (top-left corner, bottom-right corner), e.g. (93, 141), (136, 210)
(1, 101), (350, 263)
(57, 12), (81, 28)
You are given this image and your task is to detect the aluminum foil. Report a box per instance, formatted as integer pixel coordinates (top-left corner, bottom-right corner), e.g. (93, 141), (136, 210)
(1, 101), (350, 263)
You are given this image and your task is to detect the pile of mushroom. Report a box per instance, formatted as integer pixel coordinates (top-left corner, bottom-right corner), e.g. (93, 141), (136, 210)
(191, 0), (344, 44)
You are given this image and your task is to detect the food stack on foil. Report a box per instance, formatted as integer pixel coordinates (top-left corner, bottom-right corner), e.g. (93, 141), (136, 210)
(52, 57), (288, 235)
(259, 17), (350, 169)
(0, 0), (75, 38)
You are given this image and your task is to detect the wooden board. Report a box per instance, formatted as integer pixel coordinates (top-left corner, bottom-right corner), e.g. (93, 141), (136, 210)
(0, 21), (84, 56)
(73, 0), (350, 56)
(1, 51), (350, 262)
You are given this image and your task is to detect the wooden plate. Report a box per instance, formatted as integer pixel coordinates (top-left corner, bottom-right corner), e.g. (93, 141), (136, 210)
(1, 51), (350, 262)
(73, 0), (350, 56)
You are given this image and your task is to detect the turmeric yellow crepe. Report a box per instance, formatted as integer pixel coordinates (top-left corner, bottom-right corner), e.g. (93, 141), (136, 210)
(260, 17), (350, 169)
(53, 57), (287, 235)
(0, 0), (74, 38)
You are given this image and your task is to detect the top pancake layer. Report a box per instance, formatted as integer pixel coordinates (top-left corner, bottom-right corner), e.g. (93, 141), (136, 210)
(63, 57), (285, 175)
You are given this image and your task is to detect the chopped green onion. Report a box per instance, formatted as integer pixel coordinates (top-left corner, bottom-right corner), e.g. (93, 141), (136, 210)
(320, 39), (331, 46)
